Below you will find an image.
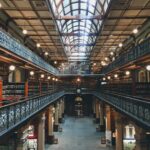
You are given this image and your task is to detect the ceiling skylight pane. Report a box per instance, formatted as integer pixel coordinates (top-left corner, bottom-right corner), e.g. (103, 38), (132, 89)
(50, 0), (111, 61)
(72, 3), (78, 10)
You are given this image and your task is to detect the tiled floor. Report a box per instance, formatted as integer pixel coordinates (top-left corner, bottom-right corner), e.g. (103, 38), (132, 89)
(46, 117), (114, 150)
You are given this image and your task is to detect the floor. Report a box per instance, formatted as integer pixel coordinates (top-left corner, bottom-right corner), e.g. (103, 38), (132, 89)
(46, 117), (114, 150)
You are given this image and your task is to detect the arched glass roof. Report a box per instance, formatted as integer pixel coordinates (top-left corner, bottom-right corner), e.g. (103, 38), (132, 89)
(49, 0), (111, 61)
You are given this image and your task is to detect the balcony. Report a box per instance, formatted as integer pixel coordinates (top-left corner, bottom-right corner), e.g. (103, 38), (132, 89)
(0, 91), (64, 137)
(101, 37), (150, 74)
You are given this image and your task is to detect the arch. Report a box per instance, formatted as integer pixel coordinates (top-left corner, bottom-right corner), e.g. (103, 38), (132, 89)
(138, 70), (146, 82)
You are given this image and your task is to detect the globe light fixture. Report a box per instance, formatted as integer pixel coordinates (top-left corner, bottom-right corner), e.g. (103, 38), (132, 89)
(30, 71), (34, 76)
(146, 65), (150, 71)
(22, 29), (27, 35)
(9, 65), (16, 71)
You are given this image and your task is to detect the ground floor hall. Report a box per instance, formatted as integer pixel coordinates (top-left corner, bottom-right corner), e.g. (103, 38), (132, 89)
(46, 117), (114, 150)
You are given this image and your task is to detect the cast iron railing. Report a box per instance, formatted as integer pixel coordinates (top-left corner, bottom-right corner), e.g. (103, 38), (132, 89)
(92, 91), (150, 128)
(0, 89), (149, 137)
(101, 37), (150, 74)
(0, 91), (64, 137)
(99, 83), (150, 96)
(0, 29), (59, 75)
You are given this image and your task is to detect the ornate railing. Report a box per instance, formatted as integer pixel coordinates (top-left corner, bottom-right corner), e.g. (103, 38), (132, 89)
(0, 91), (64, 137)
(92, 91), (150, 128)
(101, 37), (150, 74)
(0, 29), (59, 75)
(99, 83), (150, 96)
(0, 89), (149, 137)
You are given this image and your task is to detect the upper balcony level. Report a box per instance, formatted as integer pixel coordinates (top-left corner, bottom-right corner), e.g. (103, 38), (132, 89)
(101, 36), (150, 75)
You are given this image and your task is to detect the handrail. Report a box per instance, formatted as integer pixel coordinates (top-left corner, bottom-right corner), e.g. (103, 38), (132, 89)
(0, 28), (59, 75)
(101, 36), (150, 74)
(92, 91), (150, 128)
(0, 90), (65, 137)
(0, 89), (149, 137)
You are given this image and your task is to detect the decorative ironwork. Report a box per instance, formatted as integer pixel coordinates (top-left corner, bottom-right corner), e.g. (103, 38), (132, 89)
(0, 29), (59, 75)
(101, 37), (150, 74)
(0, 91), (64, 137)
(92, 91), (150, 128)
(0, 89), (149, 137)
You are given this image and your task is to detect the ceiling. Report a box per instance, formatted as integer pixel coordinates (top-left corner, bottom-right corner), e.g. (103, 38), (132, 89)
(0, 0), (150, 73)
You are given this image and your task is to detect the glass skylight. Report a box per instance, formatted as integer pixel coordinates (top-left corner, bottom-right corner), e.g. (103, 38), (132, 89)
(49, 0), (111, 61)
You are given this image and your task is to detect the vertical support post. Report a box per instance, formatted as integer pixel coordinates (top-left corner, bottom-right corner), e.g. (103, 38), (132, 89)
(62, 98), (65, 117)
(58, 100), (62, 123)
(54, 102), (59, 132)
(0, 80), (3, 106)
(95, 99), (100, 123)
(93, 98), (96, 118)
(115, 112), (123, 150)
(37, 113), (46, 150)
(99, 102), (105, 131)
(39, 81), (42, 95)
(47, 106), (55, 144)
(132, 70), (136, 95)
(105, 105), (112, 146)
(25, 81), (28, 97)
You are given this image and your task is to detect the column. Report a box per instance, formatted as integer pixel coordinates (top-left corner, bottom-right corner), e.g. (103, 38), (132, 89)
(37, 113), (46, 150)
(99, 102), (105, 131)
(93, 99), (96, 118)
(54, 102), (59, 132)
(95, 99), (100, 123)
(58, 100), (63, 123)
(105, 106), (112, 146)
(134, 125), (149, 150)
(115, 112), (123, 150)
(62, 99), (65, 118)
(47, 106), (55, 144)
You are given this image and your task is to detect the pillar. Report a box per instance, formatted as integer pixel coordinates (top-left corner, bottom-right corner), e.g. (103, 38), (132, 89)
(134, 125), (150, 150)
(58, 100), (63, 123)
(47, 106), (54, 144)
(95, 99), (100, 123)
(54, 102), (59, 132)
(93, 99), (96, 118)
(99, 102), (105, 131)
(105, 106), (112, 146)
(37, 113), (45, 150)
(115, 112), (123, 150)
(62, 99), (65, 117)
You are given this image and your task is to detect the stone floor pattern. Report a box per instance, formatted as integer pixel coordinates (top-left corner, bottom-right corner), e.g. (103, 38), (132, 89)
(46, 117), (114, 150)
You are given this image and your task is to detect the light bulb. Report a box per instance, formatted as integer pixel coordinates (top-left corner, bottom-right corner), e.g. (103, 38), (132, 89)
(9, 65), (16, 71)
(77, 78), (81, 82)
(103, 77), (106, 81)
(54, 61), (57, 64)
(133, 28), (138, 34)
(37, 43), (41, 48)
(105, 57), (109, 61)
(41, 74), (44, 78)
(30, 71), (34, 76)
(146, 65), (150, 71)
(44, 52), (48, 56)
(107, 76), (111, 80)
(114, 74), (118, 78)
(0, 3), (2, 8)
(110, 52), (114, 56)
(119, 43), (123, 47)
(47, 76), (51, 80)
(22, 29), (27, 35)
(125, 71), (130, 75)
(93, 63), (96, 66)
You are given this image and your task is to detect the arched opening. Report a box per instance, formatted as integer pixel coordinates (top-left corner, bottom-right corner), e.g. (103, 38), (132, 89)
(123, 124), (136, 150)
